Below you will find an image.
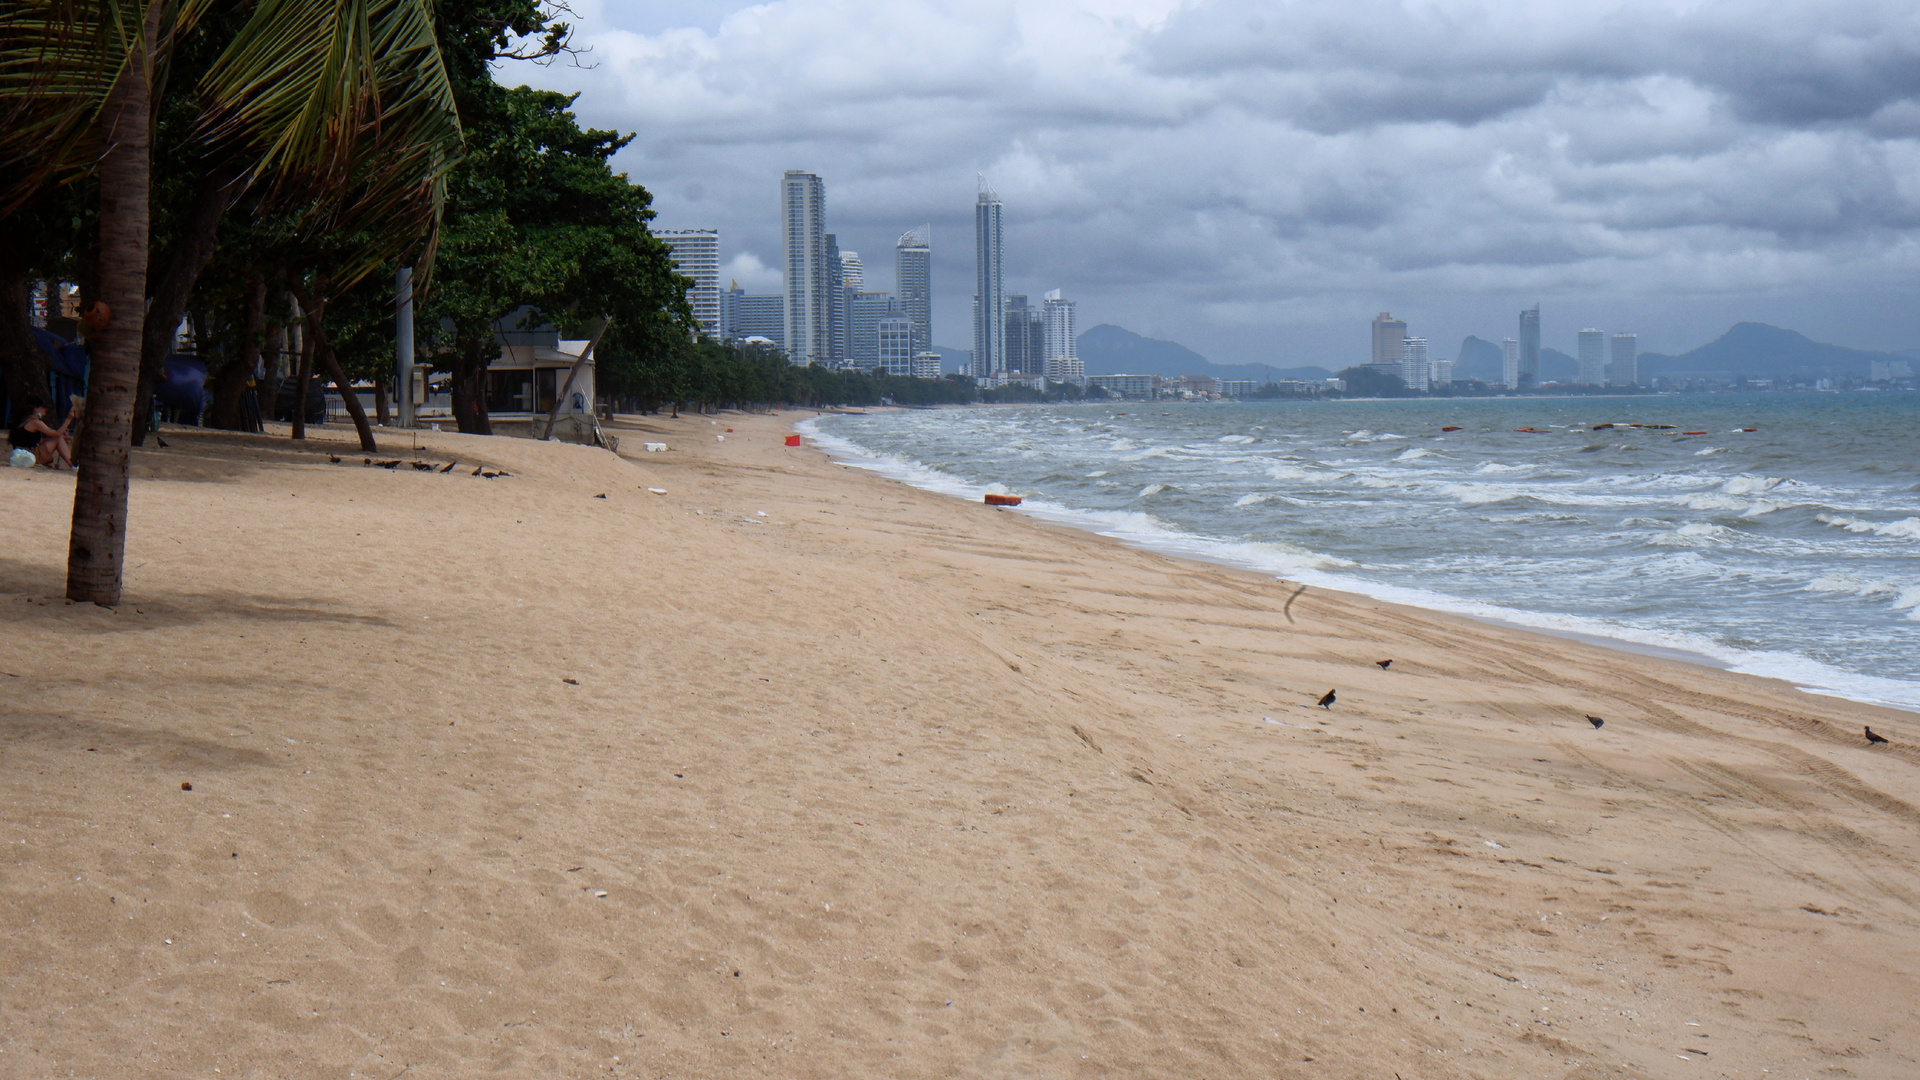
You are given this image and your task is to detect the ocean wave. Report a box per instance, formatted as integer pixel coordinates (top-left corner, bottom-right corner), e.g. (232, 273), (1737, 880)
(1266, 464), (1313, 481)
(1721, 474), (1787, 495)
(1218, 434), (1256, 444)
(1439, 482), (1530, 506)
(1649, 522), (1740, 547)
(1137, 483), (1169, 498)
(1394, 447), (1435, 461)
(1344, 430), (1408, 442)
(1818, 514), (1920, 539)
(1471, 461), (1538, 474)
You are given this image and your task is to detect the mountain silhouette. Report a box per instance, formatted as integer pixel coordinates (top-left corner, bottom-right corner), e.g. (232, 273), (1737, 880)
(1638, 323), (1900, 381)
(1077, 324), (1331, 382)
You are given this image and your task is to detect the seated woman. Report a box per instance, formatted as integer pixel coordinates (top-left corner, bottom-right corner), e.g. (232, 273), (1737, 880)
(9, 396), (74, 469)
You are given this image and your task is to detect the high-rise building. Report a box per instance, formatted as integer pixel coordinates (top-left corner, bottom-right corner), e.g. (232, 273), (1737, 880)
(1043, 289), (1077, 381)
(657, 229), (720, 340)
(824, 233), (848, 366)
(896, 226), (932, 357)
(848, 291), (899, 370)
(1431, 359), (1453, 388)
(1003, 294), (1046, 377)
(720, 280), (743, 341)
(1501, 338), (1520, 388)
(1577, 328), (1606, 386)
(878, 316), (914, 377)
(734, 292), (784, 347)
(1518, 304), (1541, 388)
(1371, 312), (1407, 369)
(973, 177), (1005, 378)
(1401, 336), (1430, 391)
(911, 351), (942, 379)
(839, 250), (864, 291)
(781, 170), (828, 364)
(1609, 333), (1638, 387)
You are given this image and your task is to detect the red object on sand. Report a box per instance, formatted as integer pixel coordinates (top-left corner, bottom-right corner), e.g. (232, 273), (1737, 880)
(984, 494), (1022, 507)
(785, 434), (801, 446)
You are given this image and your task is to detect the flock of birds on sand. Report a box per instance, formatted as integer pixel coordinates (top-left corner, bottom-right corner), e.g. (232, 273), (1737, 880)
(1311, 660), (1893, 747)
(328, 454), (511, 479)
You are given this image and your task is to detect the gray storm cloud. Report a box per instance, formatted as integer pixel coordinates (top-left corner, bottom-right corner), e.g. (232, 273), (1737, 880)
(526, 0), (1920, 364)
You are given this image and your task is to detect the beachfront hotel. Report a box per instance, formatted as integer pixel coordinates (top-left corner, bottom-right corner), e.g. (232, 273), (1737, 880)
(782, 170), (830, 365)
(1518, 303), (1542, 388)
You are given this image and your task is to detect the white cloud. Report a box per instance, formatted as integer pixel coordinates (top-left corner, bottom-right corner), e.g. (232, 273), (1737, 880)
(525, 0), (1920, 363)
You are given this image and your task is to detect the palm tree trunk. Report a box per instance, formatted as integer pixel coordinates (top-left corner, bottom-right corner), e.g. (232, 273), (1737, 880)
(291, 280), (376, 453)
(133, 165), (244, 445)
(289, 294), (312, 440)
(65, 5), (161, 607)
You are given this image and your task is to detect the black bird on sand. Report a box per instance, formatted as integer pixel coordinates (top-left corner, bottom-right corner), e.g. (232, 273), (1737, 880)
(1866, 726), (1889, 745)
(1317, 689), (1337, 709)
(1588, 716), (1604, 729)
(1375, 659), (1393, 670)
(329, 455), (341, 463)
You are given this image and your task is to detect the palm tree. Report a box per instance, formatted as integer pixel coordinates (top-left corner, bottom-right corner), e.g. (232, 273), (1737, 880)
(0, 0), (462, 606)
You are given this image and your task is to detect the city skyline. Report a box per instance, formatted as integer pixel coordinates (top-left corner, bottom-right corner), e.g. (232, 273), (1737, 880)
(526, 0), (1920, 368)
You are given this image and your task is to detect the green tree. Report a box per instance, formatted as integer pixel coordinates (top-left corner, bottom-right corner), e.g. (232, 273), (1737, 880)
(0, 0), (463, 604)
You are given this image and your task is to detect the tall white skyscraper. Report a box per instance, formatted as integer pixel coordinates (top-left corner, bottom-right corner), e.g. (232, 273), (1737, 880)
(781, 170), (828, 365)
(895, 226), (932, 357)
(1609, 333), (1638, 387)
(839, 250), (863, 291)
(973, 177), (1005, 378)
(1501, 337), (1520, 389)
(1577, 328), (1607, 386)
(1401, 336), (1430, 391)
(657, 229), (720, 340)
(1042, 289), (1079, 380)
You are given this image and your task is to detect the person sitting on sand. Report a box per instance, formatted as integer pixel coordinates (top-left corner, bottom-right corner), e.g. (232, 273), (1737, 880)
(10, 396), (74, 469)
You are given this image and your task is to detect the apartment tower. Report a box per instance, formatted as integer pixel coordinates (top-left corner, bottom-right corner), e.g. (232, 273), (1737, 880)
(973, 177), (1006, 378)
(1518, 304), (1541, 388)
(1577, 328), (1607, 386)
(657, 229), (721, 340)
(1609, 333), (1638, 387)
(1371, 312), (1407, 369)
(896, 225), (932, 357)
(781, 171), (829, 364)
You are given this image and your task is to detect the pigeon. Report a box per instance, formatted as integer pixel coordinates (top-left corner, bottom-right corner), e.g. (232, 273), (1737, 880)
(1587, 715), (1604, 729)
(471, 465), (483, 476)
(155, 436), (169, 448)
(594, 493), (607, 499)
(439, 461), (456, 473)
(1375, 659), (1393, 670)
(328, 455), (341, 463)
(1866, 726), (1889, 745)
(412, 461), (433, 470)
(380, 459), (400, 469)
(1317, 689), (1336, 709)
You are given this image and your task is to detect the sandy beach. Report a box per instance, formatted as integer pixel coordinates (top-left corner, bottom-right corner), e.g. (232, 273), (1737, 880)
(2, 408), (1916, 1079)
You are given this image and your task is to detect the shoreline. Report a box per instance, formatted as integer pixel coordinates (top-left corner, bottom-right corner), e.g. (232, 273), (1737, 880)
(3, 410), (1917, 1078)
(801, 410), (1920, 717)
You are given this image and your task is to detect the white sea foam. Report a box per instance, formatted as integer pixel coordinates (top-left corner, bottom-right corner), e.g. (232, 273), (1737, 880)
(1818, 514), (1920, 538)
(1218, 434), (1256, 444)
(1394, 447), (1434, 461)
(802, 410), (1920, 713)
(1138, 483), (1167, 498)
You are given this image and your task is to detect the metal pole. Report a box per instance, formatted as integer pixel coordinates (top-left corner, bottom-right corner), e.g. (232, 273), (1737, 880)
(395, 266), (414, 428)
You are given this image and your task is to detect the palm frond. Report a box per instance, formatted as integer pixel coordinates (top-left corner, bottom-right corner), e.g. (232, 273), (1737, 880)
(0, 0), (211, 216)
(198, 0), (463, 285)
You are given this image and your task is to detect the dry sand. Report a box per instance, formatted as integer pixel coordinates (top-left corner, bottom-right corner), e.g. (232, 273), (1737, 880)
(2, 409), (1917, 1079)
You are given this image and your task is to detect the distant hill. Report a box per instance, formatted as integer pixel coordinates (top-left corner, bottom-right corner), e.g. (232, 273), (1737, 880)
(1454, 336), (1505, 381)
(1540, 347), (1579, 382)
(1077, 324), (1331, 383)
(1636, 323), (1903, 382)
(929, 345), (972, 376)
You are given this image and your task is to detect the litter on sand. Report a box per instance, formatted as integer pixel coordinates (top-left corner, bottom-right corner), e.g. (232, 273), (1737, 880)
(644, 442), (668, 452)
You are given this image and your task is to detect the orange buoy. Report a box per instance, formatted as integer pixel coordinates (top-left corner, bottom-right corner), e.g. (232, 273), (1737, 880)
(1441, 426), (1461, 432)
(784, 434), (801, 446)
(984, 493), (1022, 507)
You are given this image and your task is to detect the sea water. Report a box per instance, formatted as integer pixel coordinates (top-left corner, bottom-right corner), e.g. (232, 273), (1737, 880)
(804, 393), (1920, 712)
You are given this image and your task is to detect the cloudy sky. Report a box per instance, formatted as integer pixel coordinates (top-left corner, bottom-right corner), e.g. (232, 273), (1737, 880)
(520, 0), (1920, 366)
